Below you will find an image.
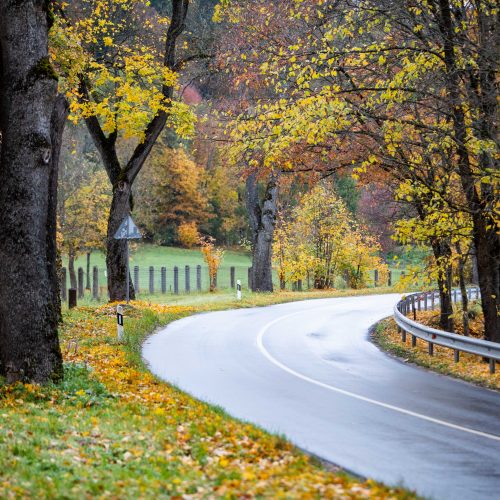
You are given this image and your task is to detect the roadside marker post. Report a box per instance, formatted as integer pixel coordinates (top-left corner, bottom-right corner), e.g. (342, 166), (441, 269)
(236, 280), (242, 300)
(117, 304), (124, 341)
(114, 215), (142, 303)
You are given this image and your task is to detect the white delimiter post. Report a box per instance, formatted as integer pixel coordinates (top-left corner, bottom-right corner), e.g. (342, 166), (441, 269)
(236, 280), (242, 300)
(117, 305), (124, 341)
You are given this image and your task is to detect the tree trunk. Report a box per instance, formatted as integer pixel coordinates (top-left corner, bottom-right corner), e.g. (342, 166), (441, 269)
(246, 172), (279, 292)
(0, 1), (63, 383)
(431, 240), (454, 332)
(48, 94), (68, 323)
(456, 245), (469, 337)
(86, 251), (91, 289)
(107, 182), (135, 301)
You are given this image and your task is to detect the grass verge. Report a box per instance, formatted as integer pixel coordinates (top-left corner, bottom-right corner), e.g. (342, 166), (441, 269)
(373, 314), (500, 391)
(1, 291), (416, 498)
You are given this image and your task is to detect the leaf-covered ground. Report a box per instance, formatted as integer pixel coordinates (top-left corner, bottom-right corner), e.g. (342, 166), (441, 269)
(0, 292), (417, 498)
(375, 310), (500, 391)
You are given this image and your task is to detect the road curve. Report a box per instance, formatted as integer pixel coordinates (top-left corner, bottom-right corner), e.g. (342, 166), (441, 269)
(142, 294), (500, 499)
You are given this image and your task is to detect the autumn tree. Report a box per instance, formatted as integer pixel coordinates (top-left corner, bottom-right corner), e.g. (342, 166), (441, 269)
(275, 184), (387, 290)
(60, 169), (111, 288)
(52, 0), (194, 301)
(217, 0), (499, 341)
(0, 1), (64, 382)
(133, 144), (210, 244)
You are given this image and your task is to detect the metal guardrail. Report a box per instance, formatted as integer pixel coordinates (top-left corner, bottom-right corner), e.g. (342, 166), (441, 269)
(394, 289), (500, 374)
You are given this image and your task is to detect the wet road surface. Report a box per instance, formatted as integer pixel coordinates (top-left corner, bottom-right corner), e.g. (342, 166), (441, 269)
(142, 294), (500, 499)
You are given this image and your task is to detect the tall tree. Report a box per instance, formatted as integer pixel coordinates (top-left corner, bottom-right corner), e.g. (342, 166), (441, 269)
(0, 0), (63, 382)
(54, 0), (193, 300)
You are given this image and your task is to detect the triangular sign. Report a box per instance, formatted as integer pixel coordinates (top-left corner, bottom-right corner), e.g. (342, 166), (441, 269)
(114, 215), (142, 240)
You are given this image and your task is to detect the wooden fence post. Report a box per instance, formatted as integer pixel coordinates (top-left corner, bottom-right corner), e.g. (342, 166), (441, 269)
(77, 267), (84, 299)
(134, 266), (139, 293)
(230, 267), (235, 289)
(185, 265), (190, 293)
(149, 266), (154, 294)
(92, 266), (99, 300)
(68, 288), (77, 309)
(61, 267), (67, 301)
(196, 265), (201, 292)
(174, 266), (179, 295)
(161, 267), (166, 294)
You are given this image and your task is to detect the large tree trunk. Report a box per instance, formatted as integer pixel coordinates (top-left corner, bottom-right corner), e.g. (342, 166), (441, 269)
(437, 0), (500, 342)
(107, 182), (135, 301)
(0, 1), (63, 383)
(246, 172), (279, 292)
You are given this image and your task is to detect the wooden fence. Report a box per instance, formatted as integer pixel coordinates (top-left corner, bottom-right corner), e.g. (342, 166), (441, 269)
(60, 265), (400, 302)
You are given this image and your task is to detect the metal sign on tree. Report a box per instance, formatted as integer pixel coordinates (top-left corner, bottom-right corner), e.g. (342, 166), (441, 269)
(114, 215), (142, 303)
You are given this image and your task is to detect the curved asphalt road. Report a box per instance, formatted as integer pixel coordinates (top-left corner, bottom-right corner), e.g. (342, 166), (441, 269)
(142, 294), (500, 499)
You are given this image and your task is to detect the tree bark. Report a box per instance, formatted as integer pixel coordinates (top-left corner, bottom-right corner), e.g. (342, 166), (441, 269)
(106, 181), (135, 300)
(246, 172), (279, 292)
(0, 0), (63, 383)
(48, 95), (69, 323)
(431, 240), (454, 332)
(456, 244), (469, 337)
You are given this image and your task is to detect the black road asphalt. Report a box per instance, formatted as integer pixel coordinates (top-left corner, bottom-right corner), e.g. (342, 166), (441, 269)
(142, 294), (500, 499)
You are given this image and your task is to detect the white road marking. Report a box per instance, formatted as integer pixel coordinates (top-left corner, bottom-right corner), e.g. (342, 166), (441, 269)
(256, 310), (500, 443)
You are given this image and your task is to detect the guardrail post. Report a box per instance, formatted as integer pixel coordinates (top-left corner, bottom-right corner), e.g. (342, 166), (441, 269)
(412, 296), (417, 320)
(388, 270), (392, 287)
(161, 267), (166, 294)
(417, 295), (422, 312)
(401, 328), (406, 343)
(149, 266), (154, 294)
(428, 342), (434, 356)
(134, 266), (139, 293)
(454, 350), (460, 363)
(490, 359), (496, 374)
(174, 266), (179, 295)
(431, 292), (435, 311)
(412, 335), (417, 347)
(185, 265), (190, 293)
(424, 292), (428, 311)
(196, 265), (201, 292)
(374, 269), (378, 287)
